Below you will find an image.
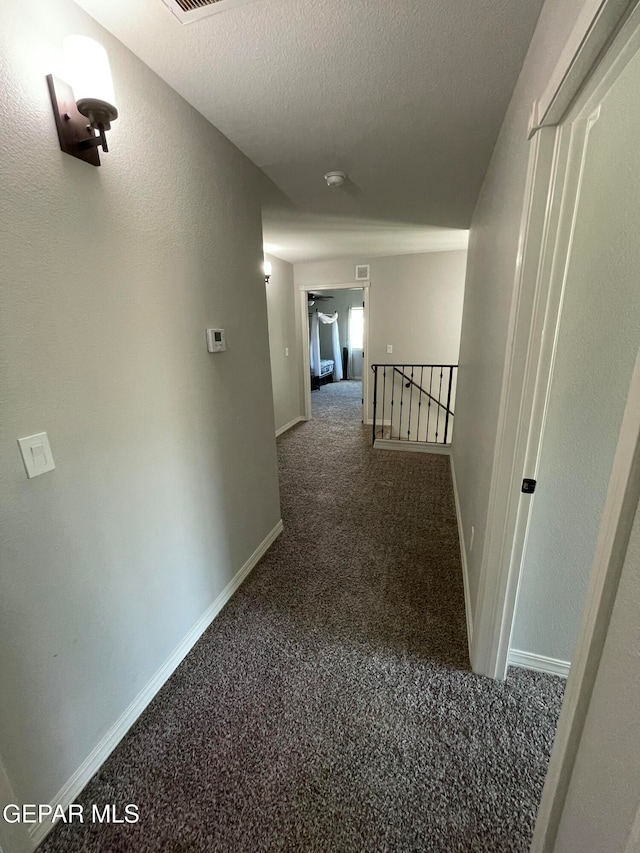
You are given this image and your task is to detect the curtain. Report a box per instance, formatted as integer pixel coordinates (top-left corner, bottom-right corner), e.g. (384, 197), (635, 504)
(310, 311), (321, 377)
(310, 311), (343, 380)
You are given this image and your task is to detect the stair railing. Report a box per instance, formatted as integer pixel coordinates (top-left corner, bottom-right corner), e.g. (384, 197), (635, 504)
(371, 364), (457, 446)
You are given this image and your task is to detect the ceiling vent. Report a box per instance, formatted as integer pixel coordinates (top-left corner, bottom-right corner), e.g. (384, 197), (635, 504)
(161, 0), (261, 24)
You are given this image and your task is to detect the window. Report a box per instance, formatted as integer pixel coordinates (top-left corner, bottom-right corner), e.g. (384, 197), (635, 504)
(349, 307), (364, 349)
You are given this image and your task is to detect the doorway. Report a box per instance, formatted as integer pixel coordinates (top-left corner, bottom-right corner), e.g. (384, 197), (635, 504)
(299, 283), (370, 423)
(467, 7), (640, 843)
(505, 8), (640, 674)
(473, 3), (640, 682)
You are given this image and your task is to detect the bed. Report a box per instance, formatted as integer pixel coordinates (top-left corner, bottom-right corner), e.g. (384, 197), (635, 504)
(311, 359), (334, 391)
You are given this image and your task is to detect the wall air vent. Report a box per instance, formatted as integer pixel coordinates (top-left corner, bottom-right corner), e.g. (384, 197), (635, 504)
(161, 0), (261, 24)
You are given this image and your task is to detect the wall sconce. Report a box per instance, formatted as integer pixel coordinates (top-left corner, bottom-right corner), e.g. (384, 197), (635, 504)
(264, 261), (272, 285)
(47, 36), (118, 167)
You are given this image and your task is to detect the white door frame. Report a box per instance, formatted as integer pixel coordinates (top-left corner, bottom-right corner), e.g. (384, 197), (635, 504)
(472, 0), (640, 681)
(298, 282), (370, 423)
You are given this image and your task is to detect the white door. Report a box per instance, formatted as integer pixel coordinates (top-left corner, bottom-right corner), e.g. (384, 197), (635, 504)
(508, 29), (640, 668)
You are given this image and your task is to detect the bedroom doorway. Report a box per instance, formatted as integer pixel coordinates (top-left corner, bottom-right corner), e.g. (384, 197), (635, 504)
(299, 282), (370, 424)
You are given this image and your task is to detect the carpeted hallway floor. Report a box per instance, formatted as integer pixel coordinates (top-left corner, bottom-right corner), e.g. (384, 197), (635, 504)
(40, 380), (564, 853)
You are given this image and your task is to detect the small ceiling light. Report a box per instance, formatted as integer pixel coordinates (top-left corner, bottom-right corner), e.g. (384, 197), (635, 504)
(47, 36), (118, 167)
(324, 171), (347, 188)
(264, 260), (272, 285)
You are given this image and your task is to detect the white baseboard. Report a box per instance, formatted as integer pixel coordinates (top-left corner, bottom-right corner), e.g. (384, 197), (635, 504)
(0, 758), (32, 853)
(373, 439), (451, 455)
(450, 456), (473, 661)
(275, 416), (304, 437)
(508, 649), (571, 678)
(29, 519), (284, 848)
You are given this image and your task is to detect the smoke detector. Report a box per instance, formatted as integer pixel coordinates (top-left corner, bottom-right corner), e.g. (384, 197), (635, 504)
(324, 171), (346, 188)
(161, 0), (261, 25)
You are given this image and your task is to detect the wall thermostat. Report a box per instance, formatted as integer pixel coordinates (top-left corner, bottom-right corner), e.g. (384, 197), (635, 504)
(206, 329), (226, 353)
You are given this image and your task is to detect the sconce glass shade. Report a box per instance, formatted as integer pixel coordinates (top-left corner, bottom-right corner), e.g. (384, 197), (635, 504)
(264, 261), (273, 277)
(64, 36), (117, 128)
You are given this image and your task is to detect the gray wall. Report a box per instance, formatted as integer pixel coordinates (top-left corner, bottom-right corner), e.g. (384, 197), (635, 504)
(0, 0), (280, 812)
(452, 0), (592, 624)
(295, 251), (467, 418)
(265, 253), (301, 431)
(511, 40), (640, 663)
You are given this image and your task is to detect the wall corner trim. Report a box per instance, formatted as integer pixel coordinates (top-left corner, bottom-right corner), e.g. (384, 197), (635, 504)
(508, 649), (570, 678)
(275, 416), (305, 437)
(450, 455), (474, 661)
(28, 519), (284, 848)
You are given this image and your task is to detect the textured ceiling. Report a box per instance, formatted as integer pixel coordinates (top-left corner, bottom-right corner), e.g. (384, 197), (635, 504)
(73, 0), (544, 262)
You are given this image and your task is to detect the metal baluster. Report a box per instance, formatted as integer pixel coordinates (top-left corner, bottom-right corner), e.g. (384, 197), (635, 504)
(435, 368), (443, 443)
(444, 366), (454, 444)
(372, 365), (378, 444)
(426, 367), (433, 441)
(390, 367), (395, 440)
(407, 367), (414, 440)
(417, 366), (423, 442)
(382, 366), (387, 438)
(399, 364), (404, 439)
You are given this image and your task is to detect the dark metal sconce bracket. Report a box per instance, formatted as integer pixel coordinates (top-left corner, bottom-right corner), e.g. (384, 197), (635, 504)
(46, 74), (102, 167)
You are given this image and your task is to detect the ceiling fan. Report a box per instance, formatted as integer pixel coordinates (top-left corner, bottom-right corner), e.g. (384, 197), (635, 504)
(307, 292), (334, 307)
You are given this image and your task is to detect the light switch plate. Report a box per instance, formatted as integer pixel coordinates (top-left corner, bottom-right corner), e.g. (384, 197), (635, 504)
(386, 344), (393, 354)
(18, 432), (56, 478)
(206, 328), (226, 353)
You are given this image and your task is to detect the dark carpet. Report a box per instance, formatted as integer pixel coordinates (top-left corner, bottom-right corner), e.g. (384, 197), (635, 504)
(39, 380), (564, 853)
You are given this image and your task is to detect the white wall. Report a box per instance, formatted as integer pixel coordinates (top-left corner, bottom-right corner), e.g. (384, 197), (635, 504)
(264, 253), (301, 432)
(294, 251), (467, 419)
(452, 0), (591, 625)
(0, 0), (280, 820)
(551, 495), (640, 852)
